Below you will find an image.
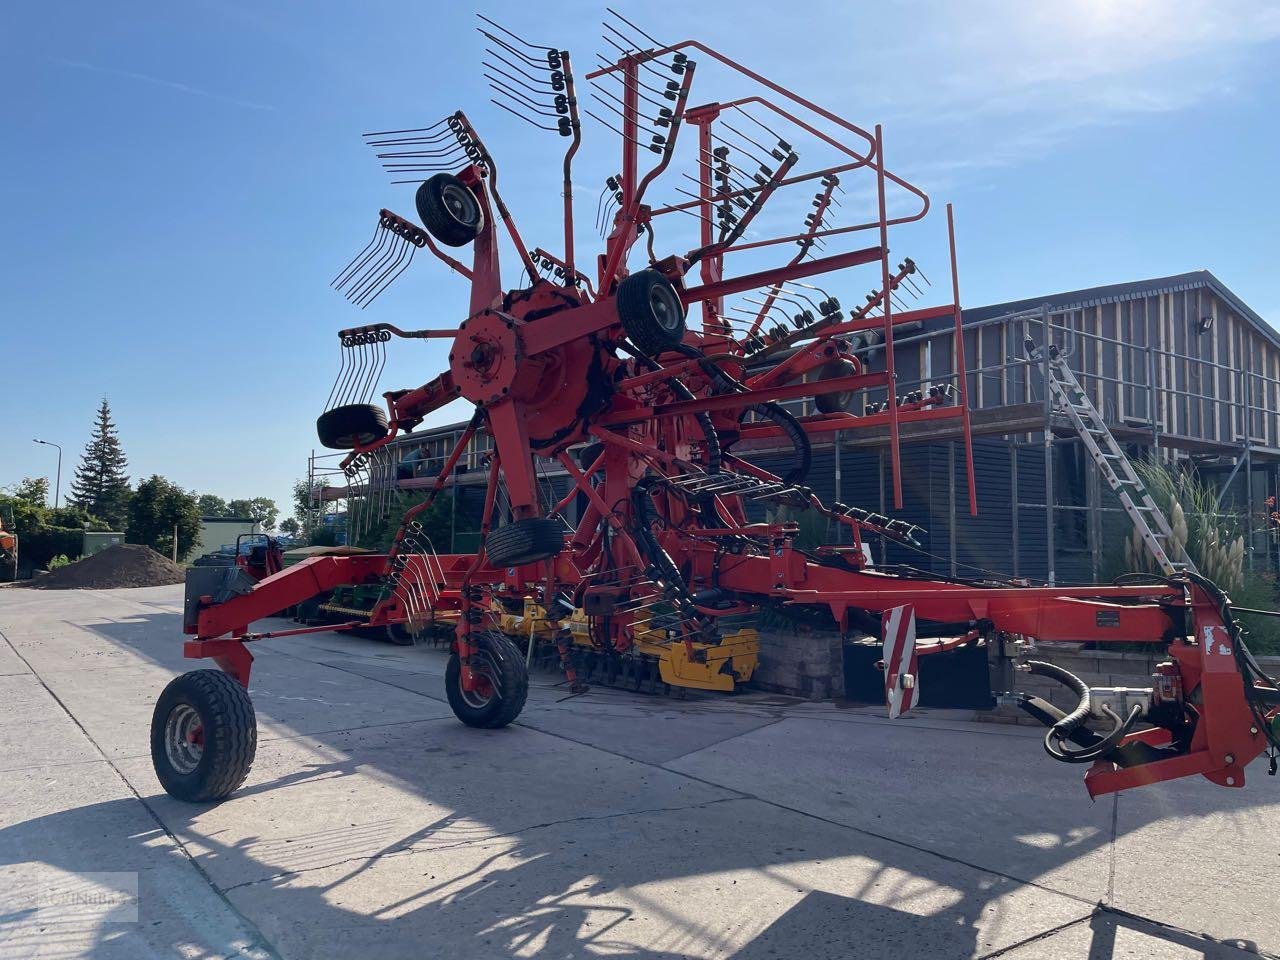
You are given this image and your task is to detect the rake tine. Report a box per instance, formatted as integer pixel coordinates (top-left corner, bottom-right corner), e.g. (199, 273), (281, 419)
(479, 29), (554, 73)
(605, 7), (669, 50)
(475, 14), (557, 54)
(359, 242), (416, 309)
(361, 118), (451, 138)
(363, 128), (456, 148)
(335, 226), (393, 299)
(374, 142), (467, 159)
(332, 221), (385, 289)
(350, 235), (410, 308)
(483, 53), (558, 96)
(345, 231), (405, 305)
(588, 88), (663, 128)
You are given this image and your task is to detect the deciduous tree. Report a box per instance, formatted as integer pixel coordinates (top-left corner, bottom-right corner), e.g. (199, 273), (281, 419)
(126, 476), (201, 561)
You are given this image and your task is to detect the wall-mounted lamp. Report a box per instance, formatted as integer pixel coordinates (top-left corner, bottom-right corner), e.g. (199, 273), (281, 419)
(1197, 315), (1214, 334)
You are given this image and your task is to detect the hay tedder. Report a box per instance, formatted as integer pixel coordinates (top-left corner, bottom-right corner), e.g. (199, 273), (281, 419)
(152, 12), (1280, 805)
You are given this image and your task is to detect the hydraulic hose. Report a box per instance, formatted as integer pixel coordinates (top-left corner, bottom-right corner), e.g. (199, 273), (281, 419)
(1024, 660), (1143, 764)
(1024, 660), (1091, 741)
(745, 402), (811, 486)
(669, 344), (812, 485)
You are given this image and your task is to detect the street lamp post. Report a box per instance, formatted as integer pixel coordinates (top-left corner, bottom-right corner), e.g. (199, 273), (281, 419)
(32, 439), (62, 510)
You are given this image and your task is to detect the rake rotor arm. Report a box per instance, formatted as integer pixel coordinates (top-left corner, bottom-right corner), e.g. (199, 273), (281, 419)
(687, 149), (796, 266)
(560, 50), (583, 282)
(599, 59), (697, 287)
(453, 114), (541, 284)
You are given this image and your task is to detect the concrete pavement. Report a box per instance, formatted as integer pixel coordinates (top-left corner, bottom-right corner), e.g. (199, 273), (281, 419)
(0, 584), (1275, 959)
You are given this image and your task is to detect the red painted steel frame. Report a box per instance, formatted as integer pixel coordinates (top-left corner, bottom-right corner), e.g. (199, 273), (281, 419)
(176, 24), (1278, 802)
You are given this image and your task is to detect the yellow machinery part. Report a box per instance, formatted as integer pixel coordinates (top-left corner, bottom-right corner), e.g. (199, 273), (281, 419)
(491, 598), (758, 692)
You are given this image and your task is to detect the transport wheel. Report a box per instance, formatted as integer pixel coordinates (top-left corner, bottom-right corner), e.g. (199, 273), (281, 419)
(416, 173), (484, 247)
(316, 403), (389, 450)
(814, 358), (858, 414)
(151, 670), (256, 803)
(446, 633), (529, 728)
(485, 517), (566, 567)
(616, 269), (686, 356)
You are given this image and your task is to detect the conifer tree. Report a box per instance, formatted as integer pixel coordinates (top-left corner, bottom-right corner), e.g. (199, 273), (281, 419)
(69, 399), (131, 527)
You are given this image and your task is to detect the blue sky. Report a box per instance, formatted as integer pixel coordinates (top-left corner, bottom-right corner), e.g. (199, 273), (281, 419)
(2, 0), (1278, 520)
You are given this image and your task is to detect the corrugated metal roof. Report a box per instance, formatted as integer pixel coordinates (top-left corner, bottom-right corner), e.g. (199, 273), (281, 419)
(962, 270), (1280, 350)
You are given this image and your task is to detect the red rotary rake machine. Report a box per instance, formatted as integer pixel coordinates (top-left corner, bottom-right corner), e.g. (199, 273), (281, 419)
(153, 12), (1280, 805)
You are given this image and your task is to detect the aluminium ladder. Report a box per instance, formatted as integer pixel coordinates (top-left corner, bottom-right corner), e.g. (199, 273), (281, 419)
(1030, 340), (1197, 577)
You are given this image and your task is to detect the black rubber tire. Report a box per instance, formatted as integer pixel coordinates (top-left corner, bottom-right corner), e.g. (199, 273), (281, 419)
(151, 669), (256, 803)
(385, 623), (418, 646)
(485, 517), (566, 567)
(616, 269), (686, 357)
(316, 404), (389, 450)
(446, 632), (529, 728)
(815, 358), (858, 414)
(416, 173), (484, 247)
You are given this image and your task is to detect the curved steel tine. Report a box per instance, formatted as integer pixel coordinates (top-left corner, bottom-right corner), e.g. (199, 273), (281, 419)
(363, 127), (456, 147)
(600, 24), (676, 83)
(604, 7), (668, 49)
(475, 14), (556, 53)
(346, 232), (405, 304)
(661, 196), (712, 226)
(324, 344), (350, 411)
(718, 121), (779, 162)
(484, 73), (557, 115)
(775, 285), (823, 314)
(479, 29), (554, 72)
(741, 294), (792, 323)
(354, 237), (412, 307)
(594, 181), (611, 232)
(362, 118), (450, 137)
(589, 84), (664, 128)
(595, 61), (672, 115)
(696, 145), (756, 183)
(483, 53), (556, 94)
(589, 88), (662, 128)
(583, 109), (654, 153)
(787, 279), (835, 302)
(356, 240), (416, 309)
(489, 98), (561, 132)
(592, 52), (676, 105)
(598, 191), (620, 236)
(332, 220), (383, 288)
(335, 226), (392, 296)
(375, 143), (467, 159)
(711, 133), (770, 176)
(730, 103), (788, 146)
(339, 342), (367, 405)
(380, 158), (466, 170)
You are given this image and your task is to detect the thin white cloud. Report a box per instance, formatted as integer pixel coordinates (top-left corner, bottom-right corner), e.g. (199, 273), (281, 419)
(829, 0), (1280, 184)
(53, 57), (274, 112)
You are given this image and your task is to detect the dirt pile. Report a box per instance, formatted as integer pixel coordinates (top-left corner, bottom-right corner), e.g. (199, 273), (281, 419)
(24, 543), (187, 590)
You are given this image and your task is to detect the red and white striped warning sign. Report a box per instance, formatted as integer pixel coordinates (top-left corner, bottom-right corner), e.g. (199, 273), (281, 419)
(882, 603), (919, 719)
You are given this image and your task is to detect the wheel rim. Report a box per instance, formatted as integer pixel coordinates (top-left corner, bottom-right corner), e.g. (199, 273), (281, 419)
(648, 283), (682, 333)
(441, 183), (480, 228)
(458, 651), (500, 709)
(163, 703), (204, 775)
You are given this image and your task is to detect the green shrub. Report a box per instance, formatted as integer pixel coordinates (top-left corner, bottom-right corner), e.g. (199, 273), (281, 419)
(23, 526), (85, 570)
(47, 554), (72, 570)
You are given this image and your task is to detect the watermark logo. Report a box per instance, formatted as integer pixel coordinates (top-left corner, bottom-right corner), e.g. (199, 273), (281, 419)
(36, 872), (138, 924)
